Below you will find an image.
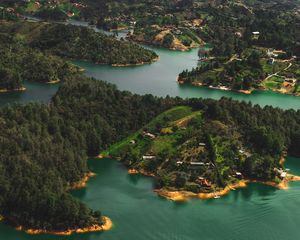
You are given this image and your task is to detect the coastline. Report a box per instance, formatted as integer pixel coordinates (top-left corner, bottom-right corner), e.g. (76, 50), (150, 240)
(68, 172), (96, 190)
(154, 174), (300, 201)
(0, 87), (26, 93)
(47, 80), (60, 84)
(155, 180), (249, 201)
(111, 56), (160, 67)
(128, 168), (155, 177)
(128, 37), (197, 52)
(177, 79), (300, 97)
(16, 216), (112, 235)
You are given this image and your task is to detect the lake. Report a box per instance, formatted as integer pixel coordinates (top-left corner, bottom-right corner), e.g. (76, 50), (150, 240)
(1, 21), (300, 240)
(0, 157), (299, 240)
(1, 46), (300, 109)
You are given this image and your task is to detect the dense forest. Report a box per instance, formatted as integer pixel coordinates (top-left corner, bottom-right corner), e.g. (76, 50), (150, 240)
(0, 21), (158, 66)
(0, 75), (177, 232)
(0, 33), (76, 91)
(0, 20), (158, 91)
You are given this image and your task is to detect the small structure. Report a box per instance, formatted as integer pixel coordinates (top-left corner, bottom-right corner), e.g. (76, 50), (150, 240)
(142, 155), (156, 160)
(130, 140), (136, 145)
(274, 168), (287, 179)
(176, 161), (183, 166)
(190, 162), (205, 166)
(143, 132), (156, 139)
(235, 32), (243, 38)
(199, 143), (206, 147)
(234, 171), (243, 179)
(268, 58), (275, 65)
(196, 177), (211, 187)
(252, 31), (260, 39)
(188, 162), (205, 171)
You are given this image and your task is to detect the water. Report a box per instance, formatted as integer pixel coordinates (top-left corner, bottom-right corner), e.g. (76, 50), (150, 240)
(0, 81), (58, 107)
(1, 47), (299, 109)
(1, 157), (299, 240)
(74, 47), (300, 110)
(1, 18), (300, 109)
(1, 20), (300, 239)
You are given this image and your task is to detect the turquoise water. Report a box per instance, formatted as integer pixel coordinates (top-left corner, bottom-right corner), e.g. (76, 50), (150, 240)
(1, 20), (300, 239)
(1, 46), (300, 109)
(1, 157), (299, 240)
(73, 47), (300, 110)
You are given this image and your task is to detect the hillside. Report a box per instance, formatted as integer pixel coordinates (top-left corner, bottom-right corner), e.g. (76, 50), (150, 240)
(102, 99), (300, 198)
(0, 20), (158, 92)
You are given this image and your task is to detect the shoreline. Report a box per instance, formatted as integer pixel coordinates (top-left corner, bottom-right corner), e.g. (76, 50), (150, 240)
(47, 80), (60, 84)
(16, 216), (112, 235)
(128, 37), (197, 52)
(177, 79), (300, 97)
(111, 56), (160, 67)
(128, 168), (155, 177)
(154, 175), (300, 201)
(0, 87), (26, 93)
(155, 180), (249, 201)
(68, 172), (96, 190)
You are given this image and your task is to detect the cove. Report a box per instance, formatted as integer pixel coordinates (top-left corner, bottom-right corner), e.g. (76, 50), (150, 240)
(1, 157), (300, 240)
(73, 46), (300, 110)
(0, 18), (299, 109)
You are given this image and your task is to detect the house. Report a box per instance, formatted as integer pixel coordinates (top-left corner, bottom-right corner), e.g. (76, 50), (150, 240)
(268, 58), (275, 65)
(190, 162), (205, 166)
(235, 32), (243, 38)
(199, 143), (206, 147)
(176, 161), (183, 166)
(234, 171), (243, 179)
(142, 155), (156, 160)
(130, 140), (136, 145)
(252, 31), (260, 39)
(143, 132), (156, 139)
(196, 177), (211, 187)
(274, 168), (287, 179)
(188, 162), (205, 171)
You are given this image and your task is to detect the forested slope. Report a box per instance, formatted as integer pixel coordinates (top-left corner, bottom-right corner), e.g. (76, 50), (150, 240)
(0, 76), (175, 232)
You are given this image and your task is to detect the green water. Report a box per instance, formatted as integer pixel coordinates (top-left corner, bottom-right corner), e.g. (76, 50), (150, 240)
(1, 47), (300, 109)
(1, 25), (300, 238)
(73, 47), (300, 110)
(1, 157), (299, 240)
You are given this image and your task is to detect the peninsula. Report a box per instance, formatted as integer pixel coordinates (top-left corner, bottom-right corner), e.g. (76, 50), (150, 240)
(0, 20), (158, 92)
(102, 101), (300, 200)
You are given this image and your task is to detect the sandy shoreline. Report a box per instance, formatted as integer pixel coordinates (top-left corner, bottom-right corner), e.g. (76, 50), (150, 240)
(16, 216), (112, 235)
(69, 172), (96, 190)
(47, 80), (60, 84)
(0, 87), (26, 93)
(111, 56), (159, 67)
(155, 180), (249, 201)
(128, 168), (155, 177)
(154, 174), (300, 201)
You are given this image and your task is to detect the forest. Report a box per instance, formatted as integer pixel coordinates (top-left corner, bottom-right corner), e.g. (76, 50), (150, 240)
(0, 21), (157, 65)
(0, 75), (177, 232)
(0, 33), (76, 91)
(0, 20), (157, 91)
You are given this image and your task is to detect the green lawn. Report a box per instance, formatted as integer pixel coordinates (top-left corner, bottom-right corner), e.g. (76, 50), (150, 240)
(25, 2), (40, 12)
(100, 106), (202, 158)
(263, 76), (284, 90)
